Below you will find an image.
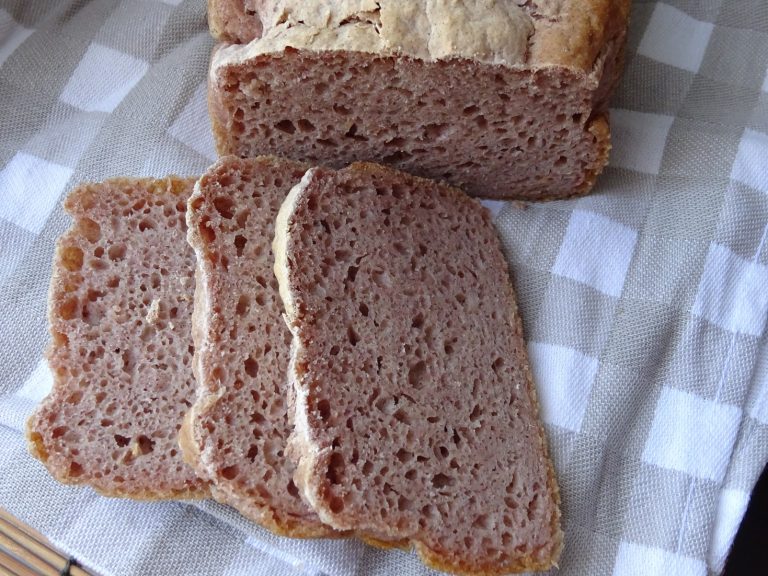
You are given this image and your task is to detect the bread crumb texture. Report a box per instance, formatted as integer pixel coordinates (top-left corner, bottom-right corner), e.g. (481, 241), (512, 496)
(278, 163), (562, 574)
(183, 156), (336, 536)
(210, 0), (629, 198)
(27, 177), (208, 500)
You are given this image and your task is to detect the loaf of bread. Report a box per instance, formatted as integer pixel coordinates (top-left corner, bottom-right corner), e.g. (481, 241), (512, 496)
(27, 178), (209, 499)
(273, 162), (562, 574)
(208, 0), (630, 200)
(180, 156), (336, 536)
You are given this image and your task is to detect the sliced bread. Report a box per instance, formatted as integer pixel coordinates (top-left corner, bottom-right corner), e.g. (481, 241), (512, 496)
(180, 156), (335, 536)
(208, 0), (630, 200)
(27, 177), (208, 499)
(273, 163), (562, 574)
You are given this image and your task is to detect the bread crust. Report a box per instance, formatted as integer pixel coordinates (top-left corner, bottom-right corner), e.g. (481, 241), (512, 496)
(274, 163), (563, 574)
(209, 0), (631, 73)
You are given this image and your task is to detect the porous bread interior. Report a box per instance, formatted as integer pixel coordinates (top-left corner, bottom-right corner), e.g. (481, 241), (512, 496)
(211, 49), (611, 200)
(275, 163), (562, 574)
(26, 177), (208, 500)
(182, 156), (336, 537)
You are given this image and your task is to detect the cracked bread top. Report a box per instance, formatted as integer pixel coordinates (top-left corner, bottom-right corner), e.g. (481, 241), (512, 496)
(211, 0), (630, 72)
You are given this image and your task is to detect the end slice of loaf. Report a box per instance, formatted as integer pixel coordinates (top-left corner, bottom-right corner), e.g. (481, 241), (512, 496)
(209, 0), (630, 200)
(180, 156), (336, 537)
(273, 163), (562, 575)
(27, 177), (208, 499)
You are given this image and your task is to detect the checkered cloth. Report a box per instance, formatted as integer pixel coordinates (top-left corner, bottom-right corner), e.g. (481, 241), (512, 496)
(1, 1), (766, 574)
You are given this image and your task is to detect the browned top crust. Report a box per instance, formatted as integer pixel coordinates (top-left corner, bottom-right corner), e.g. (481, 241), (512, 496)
(209, 0), (631, 73)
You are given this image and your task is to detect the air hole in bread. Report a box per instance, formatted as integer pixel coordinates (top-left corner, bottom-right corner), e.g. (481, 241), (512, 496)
(77, 218), (101, 242)
(326, 452), (345, 485)
(69, 462), (83, 477)
(432, 473), (454, 489)
(275, 119), (296, 134)
(220, 465), (238, 480)
(329, 496), (344, 513)
(392, 408), (411, 425)
(136, 435), (154, 455)
(61, 247), (84, 271)
(407, 360), (426, 388)
(214, 196), (235, 219)
(58, 296), (78, 320)
(138, 218), (155, 232)
(316, 398), (331, 421)
(333, 103), (350, 115)
(233, 296), (251, 319)
(395, 449), (413, 464)
(247, 445), (259, 461)
(199, 218), (216, 243)
(114, 434), (130, 447)
(383, 150), (412, 163)
(244, 356), (259, 378)
(469, 405), (483, 422)
(234, 234), (247, 257)
(347, 325), (360, 346)
(108, 245), (126, 261)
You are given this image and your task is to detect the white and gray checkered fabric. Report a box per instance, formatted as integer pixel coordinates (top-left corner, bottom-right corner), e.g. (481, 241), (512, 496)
(1, 1), (767, 575)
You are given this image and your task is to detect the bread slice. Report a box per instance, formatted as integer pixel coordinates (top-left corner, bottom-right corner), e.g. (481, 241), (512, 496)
(273, 163), (562, 574)
(180, 156), (336, 537)
(26, 177), (209, 499)
(208, 0), (630, 200)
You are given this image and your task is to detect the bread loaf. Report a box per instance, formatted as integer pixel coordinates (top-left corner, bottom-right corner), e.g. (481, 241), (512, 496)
(27, 178), (208, 499)
(208, 0), (630, 200)
(273, 163), (562, 574)
(180, 156), (336, 536)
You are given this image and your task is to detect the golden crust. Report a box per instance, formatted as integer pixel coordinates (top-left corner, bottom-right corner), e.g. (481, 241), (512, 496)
(528, 0), (631, 71)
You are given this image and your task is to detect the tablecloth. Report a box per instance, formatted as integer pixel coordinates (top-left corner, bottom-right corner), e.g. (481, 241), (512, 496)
(1, 1), (767, 574)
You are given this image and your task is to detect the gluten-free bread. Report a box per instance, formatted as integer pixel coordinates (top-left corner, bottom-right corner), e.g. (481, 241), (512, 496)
(180, 156), (335, 536)
(27, 177), (208, 499)
(273, 163), (562, 574)
(209, 0), (630, 200)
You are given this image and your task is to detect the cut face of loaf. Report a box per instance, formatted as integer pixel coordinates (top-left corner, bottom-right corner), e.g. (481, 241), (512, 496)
(209, 0), (630, 200)
(181, 156), (335, 536)
(27, 178), (208, 499)
(274, 163), (562, 574)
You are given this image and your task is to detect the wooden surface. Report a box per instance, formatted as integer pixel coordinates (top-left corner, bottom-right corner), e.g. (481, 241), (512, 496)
(0, 508), (92, 576)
